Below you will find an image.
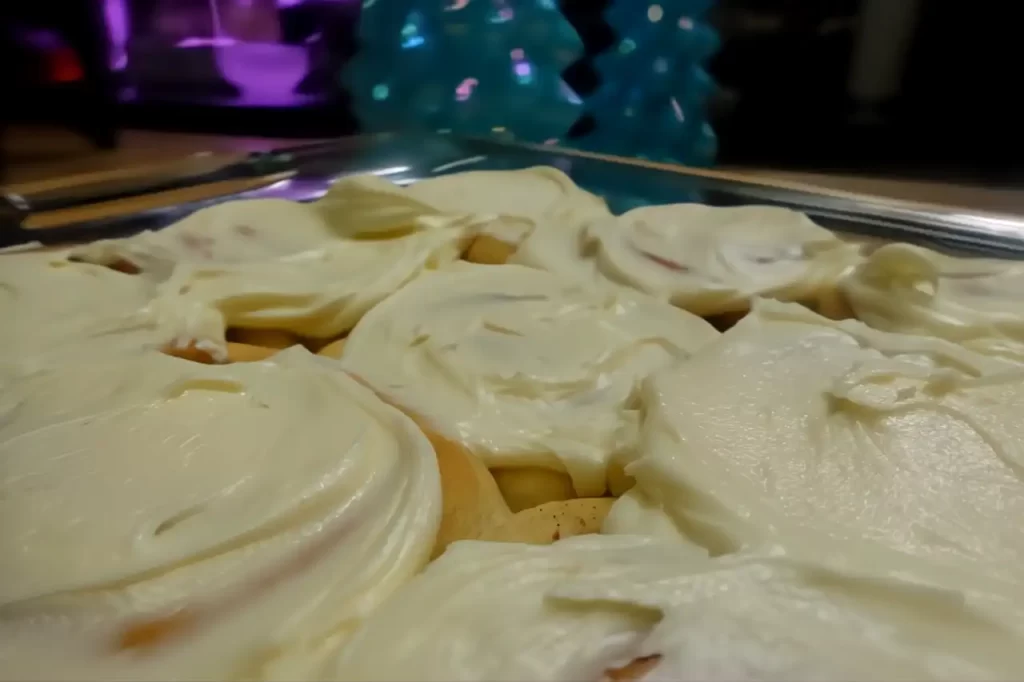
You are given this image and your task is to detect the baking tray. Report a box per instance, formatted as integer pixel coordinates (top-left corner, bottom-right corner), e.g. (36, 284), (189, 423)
(6, 132), (1024, 258)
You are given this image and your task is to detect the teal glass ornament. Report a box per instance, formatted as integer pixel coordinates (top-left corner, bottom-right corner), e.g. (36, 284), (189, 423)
(343, 0), (586, 144)
(576, 1), (720, 166)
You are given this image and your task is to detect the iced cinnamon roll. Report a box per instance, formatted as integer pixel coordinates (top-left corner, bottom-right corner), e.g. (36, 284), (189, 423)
(608, 299), (1024, 593)
(339, 262), (719, 497)
(328, 535), (1024, 681)
(0, 347), (440, 681)
(403, 167), (612, 260)
(69, 188), (483, 360)
(843, 242), (1024, 358)
(71, 198), (341, 277)
(0, 250), (169, 376)
(316, 167), (610, 261)
(0, 249), (297, 374)
(71, 180), (476, 273)
(512, 204), (862, 318)
(142, 225), (473, 361)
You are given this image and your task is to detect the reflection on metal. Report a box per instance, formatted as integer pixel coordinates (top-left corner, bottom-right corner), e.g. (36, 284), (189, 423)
(5, 132), (1024, 258)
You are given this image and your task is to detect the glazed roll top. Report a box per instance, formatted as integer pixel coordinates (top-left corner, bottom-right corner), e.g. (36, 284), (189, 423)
(72, 185), (479, 274)
(402, 166), (613, 244)
(314, 167), (610, 246)
(512, 204), (863, 316)
(340, 262), (719, 496)
(71, 199), (345, 276)
(330, 535), (1024, 682)
(70, 189), (482, 359)
(0, 250), (168, 377)
(144, 225), (472, 359)
(0, 347), (440, 681)
(608, 299), (1024, 594)
(842, 242), (1024, 358)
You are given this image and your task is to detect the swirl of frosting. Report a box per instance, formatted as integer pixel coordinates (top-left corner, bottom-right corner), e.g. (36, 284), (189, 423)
(70, 183), (482, 359)
(511, 204), (862, 316)
(314, 167), (610, 246)
(72, 184), (475, 275)
(144, 224), (473, 360)
(403, 166), (612, 244)
(609, 299), (1024, 593)
(329, 535), (1024, 681)
(0, 347), (440, 681)
(71, 199), (342, 278)
(340, 262), (719, 496)
(842, 242), (1024, 357)
(0, 250), (170, 378)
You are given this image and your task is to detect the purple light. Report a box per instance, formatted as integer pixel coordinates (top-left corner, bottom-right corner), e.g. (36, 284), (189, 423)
(455, 77), (479, 102)
(510, 48), (533, 85)
(101, 0), (361, 108)
(215, 43), (311, 106)
(104, 0), (128, 70)
(177, 37), (238, 49)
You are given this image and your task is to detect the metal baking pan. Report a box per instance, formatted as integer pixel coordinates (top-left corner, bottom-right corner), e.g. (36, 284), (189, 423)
(5, 131), (1024, 258)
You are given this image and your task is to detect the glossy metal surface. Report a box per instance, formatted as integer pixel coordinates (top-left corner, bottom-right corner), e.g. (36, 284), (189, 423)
(6, 132), (1024, 257)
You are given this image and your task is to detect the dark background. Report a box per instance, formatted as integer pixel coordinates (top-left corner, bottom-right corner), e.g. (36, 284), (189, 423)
(2, 0), (1022, 183)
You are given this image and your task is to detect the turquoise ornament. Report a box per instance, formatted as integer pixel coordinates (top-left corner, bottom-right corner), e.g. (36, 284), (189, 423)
(343, 0), (585, 144)
(578, 1), (719, 166)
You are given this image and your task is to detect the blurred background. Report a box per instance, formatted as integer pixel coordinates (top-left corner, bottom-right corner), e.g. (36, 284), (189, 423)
(2, 0), (1021, 185)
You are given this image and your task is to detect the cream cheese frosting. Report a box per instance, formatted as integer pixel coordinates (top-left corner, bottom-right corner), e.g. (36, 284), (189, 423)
(69, 190), (480, 359)
(339, 262), (719, 496)
(0, 347), (440, 681)
(72, 180), (489, 275)
(609, 298), (1024, 593)
(72, 198), (343, 278)
(511, 204), (863, 316)
(842, 242), (1024, 358)
(315, 167), (610, 246)
(330, 534), (1024, 681)
(143, 224), (473, 359)
(0, 250), (170, 378)
(403, 166), (612, 244)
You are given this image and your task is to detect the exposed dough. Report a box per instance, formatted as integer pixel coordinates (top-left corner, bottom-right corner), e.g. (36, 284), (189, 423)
(341, 262), (719, 496)
(317, 337), (348, 359)
(402, 410), (514, 558)
(492, 467), (577, 512)
(843, 242), (1024, 358)
(512, 204), (863, 316)
(328, 535), (1024, 681)
(477, 498), (614, 544)
(353, 379), (614, 557)
(464, 233), (518, 264)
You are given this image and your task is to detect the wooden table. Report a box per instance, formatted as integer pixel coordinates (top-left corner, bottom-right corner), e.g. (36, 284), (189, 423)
(5, 126), (1024, 228)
